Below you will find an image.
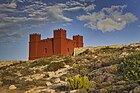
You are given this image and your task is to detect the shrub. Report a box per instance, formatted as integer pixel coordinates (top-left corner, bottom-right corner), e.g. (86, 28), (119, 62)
(46, 62), (65, 71)
(78, 49), (93, 56)
(54, 85), (69, 92)
(20, 68), (34, 76)
(118, 53), (140, 84)
(29, 58), (52, 68)
(2, 79), (16, 85)
(63, 56), (74, 65)
(76, 89), (88, 93)
(68, 75), (91, 90)
(60, 74), (67, 81)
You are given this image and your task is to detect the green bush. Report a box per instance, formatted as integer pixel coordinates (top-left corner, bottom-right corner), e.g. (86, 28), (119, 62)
(68, 75), (91, 90)
(118, 53), (140, 84)
(46, 62), (65, 71)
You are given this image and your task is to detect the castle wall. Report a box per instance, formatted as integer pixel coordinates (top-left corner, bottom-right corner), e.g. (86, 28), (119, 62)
(65, 39), (75, 55)
(37, 38), (54, 58)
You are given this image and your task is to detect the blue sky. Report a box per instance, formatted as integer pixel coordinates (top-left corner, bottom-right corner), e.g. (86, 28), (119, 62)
(0, 0), (140, 60)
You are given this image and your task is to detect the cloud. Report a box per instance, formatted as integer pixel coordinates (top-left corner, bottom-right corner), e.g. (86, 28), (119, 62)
(0, 0), (96, 43)
(79, 0), (95, 2)
(83, 4), (96, 12)
(77, 5), (138, 32)
(46, 5), (73, 22)
(65, 1), (96, 12)
(97, 18), (126, 32)
(63, 23), (71, 27)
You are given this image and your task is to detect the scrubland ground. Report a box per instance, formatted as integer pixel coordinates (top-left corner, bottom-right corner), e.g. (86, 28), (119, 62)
(0, 44), (140, 93)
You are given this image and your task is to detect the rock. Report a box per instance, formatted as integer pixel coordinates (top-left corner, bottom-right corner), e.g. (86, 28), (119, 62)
(116, 81), (126, 85)
(64, 65), (70, 68)
(9, 85), (17, 90)
(70, 90), (77, 93)
(46, 81), (52, 86)
(41, 88), (56, 93)
(54, 78), (60, 83)
(48, 72), (55, 77)
(94, 56), (98, 58)
(120, 52), (129, 57)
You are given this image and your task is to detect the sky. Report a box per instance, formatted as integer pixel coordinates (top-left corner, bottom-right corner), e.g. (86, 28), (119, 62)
(0, 0), (140, 60)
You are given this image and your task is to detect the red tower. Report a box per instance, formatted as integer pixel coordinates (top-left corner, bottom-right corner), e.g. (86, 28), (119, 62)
(73, 35), (83, 48)
(29, 28), (83, 60)
(29, 33), (41, 60)
(53, 28), (67, 55)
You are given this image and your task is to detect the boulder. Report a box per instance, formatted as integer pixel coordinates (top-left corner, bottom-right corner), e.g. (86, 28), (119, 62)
(54, 78), (60, 83)
(46, 81), (52, 86)
(48, 72), (55, 77)
(70, 90), (77, 93)
(9, 85), (17, 90)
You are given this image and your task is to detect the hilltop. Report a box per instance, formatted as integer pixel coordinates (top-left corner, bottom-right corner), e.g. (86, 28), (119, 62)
(0, 43), (140, 93)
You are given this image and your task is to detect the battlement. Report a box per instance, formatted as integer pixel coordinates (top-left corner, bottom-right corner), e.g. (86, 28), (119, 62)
(73, 35), (83, 48)
(54, 28), (66, 38)
(30, 33), (41, 35)
(73, 35), (83, 42)
(29, 33), (41, 42)
(73, 34), (82, 37)
(54, 28), (66, 32)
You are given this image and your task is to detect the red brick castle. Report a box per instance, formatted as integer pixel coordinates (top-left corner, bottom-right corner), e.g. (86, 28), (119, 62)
(29, 28), (83, 60)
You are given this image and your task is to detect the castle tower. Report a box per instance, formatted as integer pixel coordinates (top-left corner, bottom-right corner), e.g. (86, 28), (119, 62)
(29, 33), (41, 60)
(54, 28), (66, 38)
(73, 35), (83, 48)
(53, 28), (67, 55)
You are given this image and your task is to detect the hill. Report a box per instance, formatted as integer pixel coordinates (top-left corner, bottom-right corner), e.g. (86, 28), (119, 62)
(0, 43), (140, 93)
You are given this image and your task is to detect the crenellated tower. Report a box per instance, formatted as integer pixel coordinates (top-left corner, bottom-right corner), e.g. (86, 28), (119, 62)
(73, 35), (83, 48)
(53, 28), (67, 55)
(29, 33), (41, 60)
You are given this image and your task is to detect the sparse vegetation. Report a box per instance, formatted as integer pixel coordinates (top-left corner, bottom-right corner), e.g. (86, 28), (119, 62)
(29, 58), (52, 68)
(118, 53), (140, 84)
(46, 61), (65, 71)
(0, 44), (140, 92)
(63, 56), (74, 65)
